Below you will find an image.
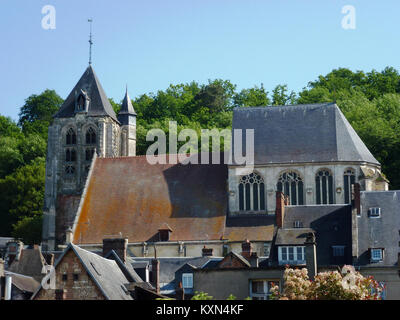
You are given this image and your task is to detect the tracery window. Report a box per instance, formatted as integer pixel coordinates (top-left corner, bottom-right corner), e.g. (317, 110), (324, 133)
(65, 149), (76, 162)
(86, 127), (96, 145)
(238, 172), (265, 211)
(66, 128), (76, 145)
(277, 171), (304, 205)
(344, 168), (356, 204)
(65, 165), (75, 175)
(316, 169), (334, 204)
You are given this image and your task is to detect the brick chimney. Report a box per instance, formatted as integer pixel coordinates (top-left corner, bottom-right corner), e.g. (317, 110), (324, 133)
(102, 238), (128, 263)
(276, 191), (286, 227)
(304, 232), (317, 280)
(351, 183), (361, 216)
(241, 239), (252, 260)
(241, 240), (258, 267)
(151, 258), (160, 294)
(202, 246), (213, 257)
(175, 282), (185, 300)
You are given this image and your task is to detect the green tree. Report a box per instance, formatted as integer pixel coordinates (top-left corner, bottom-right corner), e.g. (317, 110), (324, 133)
(272, 84), (297, 105)
(0, 158), (45, 236)
(18, 89), (63, 139)
(234, 84), (271, 107)
(12, 215), (43, 245)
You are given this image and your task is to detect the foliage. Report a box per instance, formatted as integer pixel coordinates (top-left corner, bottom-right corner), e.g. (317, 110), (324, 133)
(191, 291), (213, 300)
(12, 215), (43, 246)
(0, 157), (45, 241)
(270, 266), (383, 300)
(233, 84), (271, 107)
(18, 89), (63, 140)
(226, 294), (236, 300)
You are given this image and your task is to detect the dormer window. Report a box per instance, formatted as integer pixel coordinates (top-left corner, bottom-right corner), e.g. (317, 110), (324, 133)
(293, 221), (303, 228)
(368, 207), (381, 218)
(370, 248), (383, 262)
(77, 94), (85, 111)
(158, 224), (173, 242)
(75, 90), (89, 113)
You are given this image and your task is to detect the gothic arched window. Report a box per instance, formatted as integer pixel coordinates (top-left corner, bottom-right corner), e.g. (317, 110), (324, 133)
(344, 168), (356, 204)
(316, 169), (334, 204)
(238, 172), (265, 211)
(277, 171), (304, 205)
(66, 128), (76, 145)
(86, 127), (96, 145)
(65, 149), (76, 162)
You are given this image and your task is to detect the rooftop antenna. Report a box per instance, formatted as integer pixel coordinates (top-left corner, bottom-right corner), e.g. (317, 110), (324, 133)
(88, 18), (93, 65)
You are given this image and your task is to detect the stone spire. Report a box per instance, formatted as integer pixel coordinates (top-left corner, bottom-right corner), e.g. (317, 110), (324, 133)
(118, 86), (136, 123)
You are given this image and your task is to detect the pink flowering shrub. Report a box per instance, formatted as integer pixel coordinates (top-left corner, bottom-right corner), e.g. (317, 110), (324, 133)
(270, 265), (383, 300)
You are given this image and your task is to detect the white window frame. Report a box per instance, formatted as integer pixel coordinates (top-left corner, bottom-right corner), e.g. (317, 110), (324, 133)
(278, 246), (306, 265)
(249, 279), (278, 300)
(371, 248), (383, 262)
(182, 273), (193, 289)
(368, 207), (381, 218)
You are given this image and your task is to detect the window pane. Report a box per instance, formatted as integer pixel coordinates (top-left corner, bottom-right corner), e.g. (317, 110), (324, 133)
(296, 247), (303, 260)
(344, 174), (349, 203)
(291, 181), (297, 205)
(298, 181), (304, 205)
(253, 183), (259, 211)
(281, 247), (287, 260)
(322, 175), (327, 204)
(245, 183), (251, 211)
(288, 247), (294, 260)
(316, 177), (321, 204)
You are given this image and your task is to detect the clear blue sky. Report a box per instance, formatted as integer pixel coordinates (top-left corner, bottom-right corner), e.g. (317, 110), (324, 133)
(1, 0), (399, 120)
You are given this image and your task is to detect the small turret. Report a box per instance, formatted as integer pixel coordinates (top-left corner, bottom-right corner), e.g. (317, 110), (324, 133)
(118, 87), (137, 156)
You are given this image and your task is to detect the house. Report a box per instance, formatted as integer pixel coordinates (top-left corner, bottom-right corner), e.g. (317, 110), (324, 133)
(354, 190), (400, 299)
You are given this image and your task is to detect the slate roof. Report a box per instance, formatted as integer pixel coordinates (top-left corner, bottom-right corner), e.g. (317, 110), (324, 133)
(53, 65), (118, 121)
(278, 205), (353, 266)
(4, 271), (40, 293)
(7, 248), (48, 282)
(128, 256), (218, 294)
(72, 154), (275, 244)
(31, 243), (133, 300)
(357, 191), (400, 267)
(119, 88), (136, 116)
(232, 103), (379, 165)
(275, 228), (314, 245)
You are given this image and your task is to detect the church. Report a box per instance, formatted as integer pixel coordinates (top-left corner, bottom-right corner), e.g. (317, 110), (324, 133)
(41, 65), (390, 258)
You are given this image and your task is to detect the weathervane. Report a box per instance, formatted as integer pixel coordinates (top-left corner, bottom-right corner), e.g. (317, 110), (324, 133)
(88, 18), (93, 65)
